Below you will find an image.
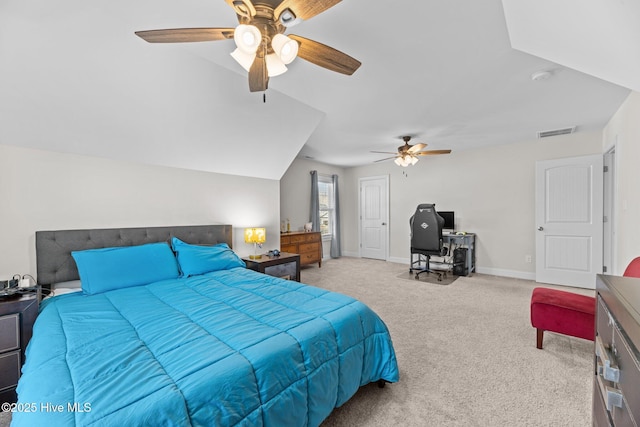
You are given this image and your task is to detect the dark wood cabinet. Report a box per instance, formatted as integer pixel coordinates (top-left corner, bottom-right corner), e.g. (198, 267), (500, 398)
(594, 274), (640, 426)
(243, 252), (301, 282)
(0, 292), (38, 404)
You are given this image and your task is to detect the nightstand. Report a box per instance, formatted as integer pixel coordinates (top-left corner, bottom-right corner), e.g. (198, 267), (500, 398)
(243, 252), (301, 282)
(0, 292), (38, 404)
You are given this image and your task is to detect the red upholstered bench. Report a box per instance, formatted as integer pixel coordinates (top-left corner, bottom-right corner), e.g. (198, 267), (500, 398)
(530, 287), (596, 349)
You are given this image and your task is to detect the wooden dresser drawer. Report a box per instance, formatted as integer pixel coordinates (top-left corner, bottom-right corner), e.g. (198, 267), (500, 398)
(595, 275), (640, 426)
(281, 244), (297, 253)
(280, 232), (322, 267)
(300, 252), (320, 264)
(0, 314), (20, 353)
(299, 242), (319, 254)
(609, 325), (640, 425)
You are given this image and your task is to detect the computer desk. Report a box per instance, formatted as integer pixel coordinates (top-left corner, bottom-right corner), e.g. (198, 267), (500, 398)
(442, 232), (476, 275)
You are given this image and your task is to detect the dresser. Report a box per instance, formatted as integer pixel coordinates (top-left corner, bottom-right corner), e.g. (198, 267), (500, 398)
(0, 293), (38, 403)
(280, 232), (322, 268)
(594, 274), (640, 426)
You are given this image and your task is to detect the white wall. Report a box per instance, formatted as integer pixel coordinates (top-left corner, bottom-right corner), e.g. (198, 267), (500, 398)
(603, 91), (640, 274)
(0, 144), (280, 280)
(338, 131), (603, 279)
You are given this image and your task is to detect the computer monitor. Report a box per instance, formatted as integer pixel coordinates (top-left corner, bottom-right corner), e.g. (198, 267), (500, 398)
(438, 211), (455, 231)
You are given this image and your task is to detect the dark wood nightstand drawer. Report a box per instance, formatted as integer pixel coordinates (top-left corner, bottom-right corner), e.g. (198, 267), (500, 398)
(264, 261), (298, 281)
(0, 314), (19, 353)
(243, 253), (301, 282)
(0, 350), (21, 390)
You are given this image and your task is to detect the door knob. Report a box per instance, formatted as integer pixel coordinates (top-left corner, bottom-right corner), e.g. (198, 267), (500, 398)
(537, 226), (544, 231)
(382, 222), (387, 226)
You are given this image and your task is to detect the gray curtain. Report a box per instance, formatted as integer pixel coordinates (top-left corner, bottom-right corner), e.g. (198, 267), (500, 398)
(330, 174), (342, 258)
(310, 171), (320, 233)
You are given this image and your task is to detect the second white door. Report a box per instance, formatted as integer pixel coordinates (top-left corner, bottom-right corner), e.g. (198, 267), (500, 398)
(360, 176), (389, 260)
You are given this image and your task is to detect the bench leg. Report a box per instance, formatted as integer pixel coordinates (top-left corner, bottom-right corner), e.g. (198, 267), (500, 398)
(536, 328), (544, 349)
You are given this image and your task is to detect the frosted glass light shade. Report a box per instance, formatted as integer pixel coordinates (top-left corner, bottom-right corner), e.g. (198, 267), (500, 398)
(234, 24), (261, 54)
(266, 54), (287, 77)
(271, 34), (299, 64)
(230, 48), (256, 72)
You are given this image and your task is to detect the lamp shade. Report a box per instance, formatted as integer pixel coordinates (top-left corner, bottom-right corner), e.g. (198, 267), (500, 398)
(234, 24), (261, 54)
(244, 227), (266, 244)
(266, 54), (287, 77)
(271, 34), (298, 64)
(230, 48), (256, 72)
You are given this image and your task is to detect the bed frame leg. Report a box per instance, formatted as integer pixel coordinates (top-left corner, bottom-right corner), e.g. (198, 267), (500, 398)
(377, 379), (386, 388)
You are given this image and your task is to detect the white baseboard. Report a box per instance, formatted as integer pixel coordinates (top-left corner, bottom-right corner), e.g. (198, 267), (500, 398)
(342, 250), (360, 258)
(346, 255), (536, 281)
(475, 267), (535, 281)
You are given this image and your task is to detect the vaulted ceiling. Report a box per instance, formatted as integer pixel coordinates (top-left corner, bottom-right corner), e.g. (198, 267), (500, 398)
(0, 0), (635, 180)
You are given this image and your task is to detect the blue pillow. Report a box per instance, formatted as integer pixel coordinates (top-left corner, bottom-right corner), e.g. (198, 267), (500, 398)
(72, 242), (180, 295)
(171, 237), (246, 277)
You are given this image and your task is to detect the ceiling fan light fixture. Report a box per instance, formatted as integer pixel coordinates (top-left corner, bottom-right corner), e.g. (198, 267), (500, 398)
(234, 24), (261, 54)
(266, 53), (287, 77)
(272, 34), (298, 64)
(230, 48), (255, 72)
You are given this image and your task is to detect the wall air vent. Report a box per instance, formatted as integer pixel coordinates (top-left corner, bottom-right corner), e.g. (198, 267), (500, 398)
(537, 126), (576, 139)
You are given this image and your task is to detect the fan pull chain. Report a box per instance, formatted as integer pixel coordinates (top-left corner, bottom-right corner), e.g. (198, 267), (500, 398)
(263, 92), (266, 103)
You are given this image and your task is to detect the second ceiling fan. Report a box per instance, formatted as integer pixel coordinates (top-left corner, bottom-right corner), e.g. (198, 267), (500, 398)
(372, 136), (452, 167)
(135, 0), (361, 92)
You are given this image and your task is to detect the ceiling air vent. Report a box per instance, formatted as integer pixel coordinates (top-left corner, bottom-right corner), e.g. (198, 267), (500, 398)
(537, 126), (576, 139)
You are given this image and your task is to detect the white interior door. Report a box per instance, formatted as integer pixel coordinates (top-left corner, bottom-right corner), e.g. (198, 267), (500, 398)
(359, 176), (388, 260)
(535, 154), (603, 289)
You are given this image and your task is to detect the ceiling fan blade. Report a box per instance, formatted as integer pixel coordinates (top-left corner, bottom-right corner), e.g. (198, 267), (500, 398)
(275, 0), (341, 22)
(407, 143), (427, 153)
(224, 0), (257, 17)
(248, 54), (268, 92)
(135, 28), (235, 43)
(288, 35), (361, 75)
(415, 150), (452, 156)
(370, 151), (398, 155)
(374, 156), (397, 163)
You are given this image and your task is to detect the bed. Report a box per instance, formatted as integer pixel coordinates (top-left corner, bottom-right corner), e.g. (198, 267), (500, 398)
(12, 225), (399, 426)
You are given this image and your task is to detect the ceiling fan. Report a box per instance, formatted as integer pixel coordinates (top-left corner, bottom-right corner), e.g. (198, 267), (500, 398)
(371, 136), (452, 167)
(135, 0), (361, 93)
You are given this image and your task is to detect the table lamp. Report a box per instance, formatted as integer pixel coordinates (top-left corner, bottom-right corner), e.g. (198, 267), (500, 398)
(244, 227), (266, 259)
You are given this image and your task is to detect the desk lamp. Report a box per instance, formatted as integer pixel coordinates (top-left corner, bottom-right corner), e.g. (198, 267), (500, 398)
(244, 227), (266, 259)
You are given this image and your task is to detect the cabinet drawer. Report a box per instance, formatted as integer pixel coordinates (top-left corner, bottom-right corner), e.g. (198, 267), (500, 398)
(301, 252), (320, 263)
(264, 261), (298, 281)
(610, 326), (640, 425)
(597, 297), (615, 352)
(0, 314), (20, 353)
(299, 243), (319, 253)
(0, 350), (21, 390)
(593, 379), (613, 427)
(281, 236), (291, 245)
(281, 245), (297, 253)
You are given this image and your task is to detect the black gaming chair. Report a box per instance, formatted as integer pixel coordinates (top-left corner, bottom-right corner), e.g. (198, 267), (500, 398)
(409, 204), (448, 281)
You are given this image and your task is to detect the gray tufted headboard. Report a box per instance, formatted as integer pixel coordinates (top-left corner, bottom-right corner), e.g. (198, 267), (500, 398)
(35, 224), (233, 286)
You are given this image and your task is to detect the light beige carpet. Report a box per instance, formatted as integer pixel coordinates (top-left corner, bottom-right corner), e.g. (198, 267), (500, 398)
(300, 257), (594, 427)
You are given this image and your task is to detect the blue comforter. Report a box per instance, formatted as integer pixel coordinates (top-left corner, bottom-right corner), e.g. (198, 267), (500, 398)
(13, 268), (398, 426)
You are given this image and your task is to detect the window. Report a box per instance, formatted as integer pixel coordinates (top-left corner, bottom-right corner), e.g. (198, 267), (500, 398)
(318, 176), (334, 238)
